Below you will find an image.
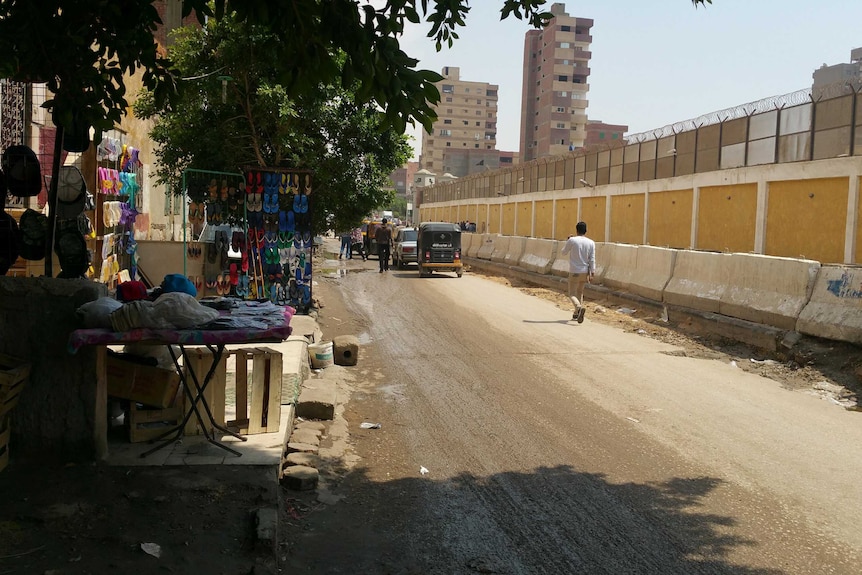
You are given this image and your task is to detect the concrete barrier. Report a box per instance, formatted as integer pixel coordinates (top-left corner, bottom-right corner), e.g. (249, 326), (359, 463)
(550, 240), (569, 277)
(719, 253), (820, 330)
(475, 234), (498, 260)
(490, 235), (511, 263)
(663, 250), (731, 313)
(503, 236), (527, 267)
(467, 233), (487, 258)
(593, 242), (612, 282)
(796, 265), (862, 344)
(461, 233), (474, 257)
(601, 243), (638, 291)
(628, 246), (677, 302)
(520, 238), (559, 274)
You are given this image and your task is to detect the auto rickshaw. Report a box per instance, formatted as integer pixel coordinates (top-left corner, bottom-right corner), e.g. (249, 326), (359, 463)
(416, 222), (462, 277)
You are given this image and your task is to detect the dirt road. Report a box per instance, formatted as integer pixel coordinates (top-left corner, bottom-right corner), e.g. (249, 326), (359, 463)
(283, 255), (862, 574)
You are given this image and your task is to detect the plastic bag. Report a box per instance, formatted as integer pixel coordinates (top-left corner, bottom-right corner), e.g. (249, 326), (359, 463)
(77, 297), (124, 329)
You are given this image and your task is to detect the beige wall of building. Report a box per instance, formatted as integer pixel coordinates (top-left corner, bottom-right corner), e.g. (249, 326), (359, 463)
(420, 66), (499, 176)
(519, 3), (592, 162)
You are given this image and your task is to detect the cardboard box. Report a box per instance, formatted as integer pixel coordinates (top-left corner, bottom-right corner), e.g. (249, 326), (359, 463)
(107, 354), (180, 409)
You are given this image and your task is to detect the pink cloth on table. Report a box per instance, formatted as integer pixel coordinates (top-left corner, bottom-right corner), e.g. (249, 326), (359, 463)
(68, 306), (295, 353)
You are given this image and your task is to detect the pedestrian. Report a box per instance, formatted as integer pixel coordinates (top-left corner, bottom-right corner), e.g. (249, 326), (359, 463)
(375, 217), (393, 273)
(351, 226), (367, 261)
(560, 221), (595, 323)
(338, 229), (351, 260)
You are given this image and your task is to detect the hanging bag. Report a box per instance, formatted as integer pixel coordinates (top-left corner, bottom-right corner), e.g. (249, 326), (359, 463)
(1, 145), (42, 198)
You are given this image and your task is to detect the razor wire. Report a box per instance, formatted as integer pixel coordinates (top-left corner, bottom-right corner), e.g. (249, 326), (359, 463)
(625, 80), (860, 144)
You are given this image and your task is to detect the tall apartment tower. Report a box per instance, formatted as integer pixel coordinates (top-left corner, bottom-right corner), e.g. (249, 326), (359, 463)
(519, 3), (592, 161)
(420, 66), (499, 175)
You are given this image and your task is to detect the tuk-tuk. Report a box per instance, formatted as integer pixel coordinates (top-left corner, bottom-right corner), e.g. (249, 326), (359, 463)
(416, 222), (462, 277)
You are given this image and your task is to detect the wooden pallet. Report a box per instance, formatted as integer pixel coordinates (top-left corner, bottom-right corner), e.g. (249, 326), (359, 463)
(0, 352), (31, 419)
(0, 413), (10, 474)
(128, 402), (185, 443)
(228, 347), (282, 434)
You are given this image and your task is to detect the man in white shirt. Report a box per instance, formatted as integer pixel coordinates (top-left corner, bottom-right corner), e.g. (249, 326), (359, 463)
(560, 221), (595, 323)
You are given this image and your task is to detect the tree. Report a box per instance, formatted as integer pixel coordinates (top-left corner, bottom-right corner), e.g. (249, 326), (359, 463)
(134, 13), (411, 234)
(0, 1), (712, 139)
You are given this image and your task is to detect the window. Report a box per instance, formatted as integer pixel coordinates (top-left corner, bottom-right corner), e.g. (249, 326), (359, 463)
(476, 122), (481, 126)
(439, 129), (452, 136)
(572, 93), (582, 99)
(599, 132), (605, 139)
(474, 144), (479, 148)
(442, 84), (454, 93)
(445, 97), (452, 102)
(476, 99), (481, 104)
(559, 91), (568, 97)
(560, 139), (565, 145)
(560, 25), (571, 32)
(465, 87), (470, 93)
(446, 142), (451, 147)
(560, 42), (570, 48)
(486, 89), (497, 97)
(573, 78), (582, 83)
(443, 119), (452, 124)
(562, 59), (570, 65)
(556, 107), (566, 113)
(462, 120), (469, 125)
(446, 108), (452, 113)
(556, 123), (566, 129)
(558, 75), (568, 82)
(476, 111), (482, 115)
(612, 134), (619, 139)
(462, 142), (467, 146)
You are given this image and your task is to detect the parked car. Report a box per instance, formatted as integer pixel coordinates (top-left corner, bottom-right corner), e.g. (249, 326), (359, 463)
(392, 227), (418, 268)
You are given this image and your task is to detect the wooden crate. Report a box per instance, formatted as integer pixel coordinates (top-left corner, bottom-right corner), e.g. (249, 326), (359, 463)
(0, 413), (10, 474)
(228, 347), (282, 434)
(182, 348), (227, 436)
(128, 402), (185, 443)
(0, 352), (31, 418)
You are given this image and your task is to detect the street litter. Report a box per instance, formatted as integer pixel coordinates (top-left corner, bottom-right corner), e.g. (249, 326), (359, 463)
(141, 543), (161, 558)
(750, 358), (777, 366)
(626, 417), (640, 423)
(730, 360), (738, 368)
(360, 422), (381, 429)
(660, 307), (669, 323)
(419, 466), (429, 475)
(617, 307), (637, 315)
(637, 329), (646, 334)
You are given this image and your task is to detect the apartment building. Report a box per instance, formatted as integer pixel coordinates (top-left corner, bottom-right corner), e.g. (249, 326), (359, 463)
(420, 66), (499, 176)
(519, 2), (592, 161)
(812, 47), (862, 99)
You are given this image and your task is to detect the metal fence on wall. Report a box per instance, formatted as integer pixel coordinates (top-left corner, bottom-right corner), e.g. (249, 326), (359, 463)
(421, 80), (862, 204)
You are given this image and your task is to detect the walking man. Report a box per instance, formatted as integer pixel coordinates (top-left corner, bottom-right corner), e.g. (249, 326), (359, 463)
(375, 218), (393, 273)
(560, 221), (595, 323)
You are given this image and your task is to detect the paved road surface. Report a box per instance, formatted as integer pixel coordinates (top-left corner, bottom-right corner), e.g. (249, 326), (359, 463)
(297, 260), (862, 574)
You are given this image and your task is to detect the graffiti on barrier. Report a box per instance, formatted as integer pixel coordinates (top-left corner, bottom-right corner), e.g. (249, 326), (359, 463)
(826, 271), (862, 298)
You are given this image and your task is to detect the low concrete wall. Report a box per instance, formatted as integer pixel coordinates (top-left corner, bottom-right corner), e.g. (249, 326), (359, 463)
(550, 240), (568, 277)
(629, 246), (677, 302)
(467, 233), (485, 258)
(601, 243), (638, 291)
(719, 254), (820, 330)
(663, 250), (731, 313)
(490, 235), (511, 264)
(136, 240), (192, 287)
(796, 265), (862, 344)
(594, 242), (612, 282)
(520, 238), (558, 274)
(475, 234), (497, 260)
(461, 233), (474, 257)
(0, 277), (106, 460)
(503, 236), (527, 267)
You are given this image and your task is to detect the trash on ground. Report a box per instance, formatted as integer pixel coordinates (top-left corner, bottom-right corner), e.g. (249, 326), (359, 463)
(360, 422), (381, 429)
(419, 466), (429, 475)
(626, 417), (640, 423)
(730, 360), (738, 368)
(617, 307), (637, 315)
(660, 306), (669, 323)
(750, 358), (777, 366)
(594, 306), (607, 313)
(637, 329), (646, 334)
(141, 543), (161, 558)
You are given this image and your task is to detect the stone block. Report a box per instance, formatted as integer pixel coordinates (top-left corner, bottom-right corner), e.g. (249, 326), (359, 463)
(290, 428), (321, 446)
(296, 380), (336, 420)
(285, 452), (320, 468)
(281, 465), (319, 491)
(287, 441), (319, 454)
(332, 335), (359, 366)
(254, 508), (278, 550)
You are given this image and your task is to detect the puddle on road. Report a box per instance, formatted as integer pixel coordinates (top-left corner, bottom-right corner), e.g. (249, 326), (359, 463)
(320, 266), (378, 279)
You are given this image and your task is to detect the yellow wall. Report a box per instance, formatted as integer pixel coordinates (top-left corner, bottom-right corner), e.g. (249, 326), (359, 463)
(488, 204), (501, 233)
(580, 197), (607, 242)
(697, 184), (757, 253)
(502, 204), (516, 235)
(554, 199), (579, 240)
(856, 177), (862, 264)
(648, 189), (693, 248)
(766, 177), (848, 263)
(534, 200), (554, 239)
(610, 193), (645, 244)
(476, 204), (488, 233)
(516, 202), (532, 237)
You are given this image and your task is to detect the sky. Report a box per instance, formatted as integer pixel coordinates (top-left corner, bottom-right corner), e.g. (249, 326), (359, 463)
(399, 0), (862, 160)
